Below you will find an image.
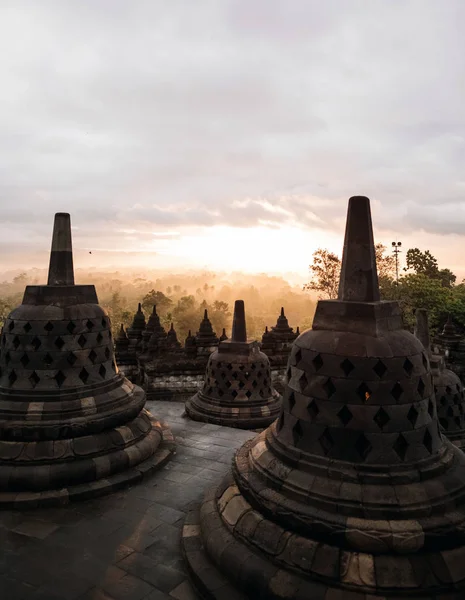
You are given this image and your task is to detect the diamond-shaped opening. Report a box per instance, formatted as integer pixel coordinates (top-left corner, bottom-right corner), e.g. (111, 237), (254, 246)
(29, 371), (40, 387)
(8, 321), (14, 331)
(55, 370), (66, 387)
(238, 365), (245, 371)
(374, 407), (390, 429)
(356, 382), (372, 402)
(447, 406), (454, 417)
(86, 320), (94, 331)
(8, 369), (17, 385)
(440, 395), (447, 406)
(5, 351), (11, 364)
(43, 353), (53, 365)
(393, 434), (409, 461)
(101, 318), (107, 328)
(312, 353), (323, 371)
(55, 337), (65, 350)
(67, 321), (76, 334)
(428, 400), (435, 419)
(231, 371), (239, 380)
(252, 380), (258, 388)
(12, 336), (20, 350)
(340, 358), (355, 376)
(78, 334), (87, 348)
(403, 358), (414, 376)
(79, 367), (89, 384)
(231, 390), (238, 398)
(44, 321), (54, 332)
(245, 390), (252, 398)
(294, 348), (302, 366)
(96, 332), (103, 344)
(292, 421), (304, 446)
(226, 363), (233, 371)
(307, 399), (319, 419)
(220, 372), (227, 380)
(225, 380), (232, 389)
(256, 371), (263, 378)
(422, 353), (428, 369)
(319, 428), (334, 455)
(20, 353), (30, 367)
(373, 359), (387, 378)
(391, 382), (403, 402)
(31, 336), (41, 351)
(251, 364), (256, 371)
(407, 405), (419, 427)
(238, 381), (245, 389)
(88, 349), (97, 364)
(423, 428), (433, 454)
(218, 389), (224, 397)
(23, 322), (32, 333)
(67, 352), (77, 366)
(337, 405), (353, 426)
(323, 377), (336, 398)
(355, 433), (372, 460)
(299, 372), (309, 392)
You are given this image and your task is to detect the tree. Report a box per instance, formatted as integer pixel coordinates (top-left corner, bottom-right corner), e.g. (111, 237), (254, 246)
(141, 290), (173, 314)
(210, 300), (231, 333)
(404, 248), (439, 278)
(304, 249), (341, 299)
(375, 243), (396, 279)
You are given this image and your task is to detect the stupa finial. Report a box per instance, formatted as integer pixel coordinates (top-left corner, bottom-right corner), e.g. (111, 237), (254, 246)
(414, 308), (431, 357)
(47, 213), (75, 286)
(337, 196), (380, 302)
(280, 307), (285, 317)
(203, 309), (208, 319)
(231, 300), (247, 343)
(138, 302), (142, 312)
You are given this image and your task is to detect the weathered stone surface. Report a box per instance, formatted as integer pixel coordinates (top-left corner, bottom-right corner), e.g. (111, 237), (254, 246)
(0, 213), (174, 505)
(185, 299), (282, 429)
(182, 196), (465, 598)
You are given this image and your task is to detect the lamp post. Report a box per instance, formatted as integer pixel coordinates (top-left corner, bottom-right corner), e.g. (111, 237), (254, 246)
(392, 241), (402, 285)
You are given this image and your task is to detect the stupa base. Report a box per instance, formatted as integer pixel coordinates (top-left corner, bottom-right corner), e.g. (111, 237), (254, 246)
(0, 415), (175, 509)
(182, 478), (465, 600)
(185, 394), (281, 430)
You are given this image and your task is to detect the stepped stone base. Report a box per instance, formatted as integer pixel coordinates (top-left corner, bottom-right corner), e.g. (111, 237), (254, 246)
(0, 416), (175, 508)
(185, 393), (281, 430)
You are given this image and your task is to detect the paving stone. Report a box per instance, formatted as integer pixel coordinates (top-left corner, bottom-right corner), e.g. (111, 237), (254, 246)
(101, 573), (155, 600)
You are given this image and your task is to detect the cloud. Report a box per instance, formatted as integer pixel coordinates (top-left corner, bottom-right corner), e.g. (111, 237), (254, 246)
(0, 0), (465, 266)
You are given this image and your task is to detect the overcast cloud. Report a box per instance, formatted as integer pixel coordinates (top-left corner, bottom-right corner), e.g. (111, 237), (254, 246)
(0, 0), (464, 264)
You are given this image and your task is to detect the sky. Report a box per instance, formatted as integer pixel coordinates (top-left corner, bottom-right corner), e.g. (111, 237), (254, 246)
(0, 0), (465, 281)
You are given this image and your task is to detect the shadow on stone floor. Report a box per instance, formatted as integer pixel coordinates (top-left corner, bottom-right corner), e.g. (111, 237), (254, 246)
(0, 401), (257, 600)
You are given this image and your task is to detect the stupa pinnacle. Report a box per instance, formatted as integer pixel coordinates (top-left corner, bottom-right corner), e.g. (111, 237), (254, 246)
(183, 196), (465, 598)
(185, 300), (281, 429)
(0, 213), (174, 506)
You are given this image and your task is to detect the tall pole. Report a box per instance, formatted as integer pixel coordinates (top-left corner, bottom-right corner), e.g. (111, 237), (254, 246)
(392, 241), (402, 285)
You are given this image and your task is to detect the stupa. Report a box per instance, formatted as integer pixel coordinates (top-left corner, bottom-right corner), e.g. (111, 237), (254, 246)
(195, 309), (219, 355)
(183, 197), (465, 598)
(139, 304), (159, 354)
(166, 323), (181, 351)
(260, 308), (299, 393)
(126, 302), (146, 343)
(185, 300), (281, 429)
(219, 328), (228, 342)
(114, 324), (139, 383)
(0, 213), (174, 507)
(415, 309), (465, 449)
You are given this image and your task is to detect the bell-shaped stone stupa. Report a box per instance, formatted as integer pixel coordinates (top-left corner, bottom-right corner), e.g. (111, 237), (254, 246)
(415, 308), (465, 449)
(182, 197), (465, 598)
(185, 300), (281, 429)
(127, 302), (146, 343)
(0, 213), (174, 507)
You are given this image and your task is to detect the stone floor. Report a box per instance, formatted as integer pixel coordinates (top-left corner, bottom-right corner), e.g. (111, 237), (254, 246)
(0, 401), (257, 600)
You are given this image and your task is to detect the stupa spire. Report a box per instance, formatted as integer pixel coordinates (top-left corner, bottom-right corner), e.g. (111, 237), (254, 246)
(231, 300), (246, 343)
(414, 308), (431, 357)
(47, 212), (75, 286)
(338, 196), (380, 302)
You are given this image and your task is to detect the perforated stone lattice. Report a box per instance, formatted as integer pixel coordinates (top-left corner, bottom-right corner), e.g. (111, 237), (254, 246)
(0, 316), (117, 391)
(277, 344), (440, 464)
(202, 358), (274, 402)
(435, 379), (465, 434)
